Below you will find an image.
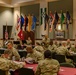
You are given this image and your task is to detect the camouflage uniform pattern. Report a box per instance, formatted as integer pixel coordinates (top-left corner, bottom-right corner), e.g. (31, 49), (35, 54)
(42, 38), (50, 51)
(34, 45), (44, 54)
(66, 42), (71, 49)
(48, 44), (57, 53)
(35, 58), (60, 75)
(56, 46), (72, 63)
(56, 46), (69, 55)
(70, 46), (76, 53)
(26, 50), (43, 63)
(26, 40), (32, 45)
(4, 47), (20, 61)
(0, 57), (23, 75)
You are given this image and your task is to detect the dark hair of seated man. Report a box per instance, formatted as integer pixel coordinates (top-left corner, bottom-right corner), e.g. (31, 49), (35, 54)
(44, 50), (52, 59)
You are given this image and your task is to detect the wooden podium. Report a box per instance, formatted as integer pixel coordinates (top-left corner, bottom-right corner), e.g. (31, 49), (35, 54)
(23, 31), (35, 45)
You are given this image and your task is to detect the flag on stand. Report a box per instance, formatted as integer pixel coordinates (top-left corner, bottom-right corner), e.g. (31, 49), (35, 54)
(24, 15), (28, 31)
(53, 11), (59, 29)
(49, 11), (54, 32)
(17, 15), (24, 40)
(18, 29), (24, 40)
(32, 15), (37, 30)
(16, 15), (20, 30)
(21, 15), (24, 29)
(5, 22), (8, 40)
(45, 12), (49, 30)
(61, 11), (65, 29)
(66, 11), (71, 30)
(40, 8), (46, 25)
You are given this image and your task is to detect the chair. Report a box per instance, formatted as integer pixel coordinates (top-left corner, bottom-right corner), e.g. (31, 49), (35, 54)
(72, 55), (76, 63)
(18, 51), (27, 58)
(13, 41), (20, 44)
(72, 55), (76, 67)
(18, 68), (34, 75)
(60, 63), (75, 68)
(51, 52), (56, 59)
(0, 69), (6, 75)
(55, 54), (66, 63)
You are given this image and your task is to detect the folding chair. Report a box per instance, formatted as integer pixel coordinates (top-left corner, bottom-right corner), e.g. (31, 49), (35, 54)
(55, 54), (66, 63)
(18, 68), (34, 75)
(60, 63), (75, 68)
(0, 69), (6, 75)
(72, 55), (76, 67)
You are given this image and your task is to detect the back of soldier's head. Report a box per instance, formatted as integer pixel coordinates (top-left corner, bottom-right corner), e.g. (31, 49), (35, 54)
(67, 39), (70, 42)
(44, 50), (52, 59)
(62, 41), (66, 46)
(26, 45), (33, 53)
(4, 50), (11, 55)
(45, 34), (48, 38)
(36, 42), (41, 46)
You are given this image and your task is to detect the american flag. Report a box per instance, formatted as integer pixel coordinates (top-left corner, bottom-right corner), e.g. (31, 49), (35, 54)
(16, 15), (20, 30)
(5, 22), (8, 40)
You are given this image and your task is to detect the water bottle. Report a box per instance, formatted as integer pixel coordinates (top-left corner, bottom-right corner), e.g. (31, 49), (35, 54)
(12, 56), (15, 61)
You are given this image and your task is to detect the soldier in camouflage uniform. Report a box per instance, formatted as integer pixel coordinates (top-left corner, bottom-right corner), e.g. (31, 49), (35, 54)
(34, 42), (44, 54)
(53, 39), (59, 47)
(35, 50), (60, 75)
(1, 50), (11, 59)
(66, 39), (71, 49)
(26, 46), (43, 63)
(0, 57), (25, 75)
(56, 41), (70, 55)
(56, 41), (72, 63)
(69, 44), (76, 53)
(48, 40), (57, 53)
(4, 41), (20, 61)
(42, 35), (50, 50)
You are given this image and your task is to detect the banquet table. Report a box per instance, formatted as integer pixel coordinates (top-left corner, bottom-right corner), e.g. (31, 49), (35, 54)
(0, 48), (27, 58)
(14, 63), (76, 75)
(58, 67), (76, 75)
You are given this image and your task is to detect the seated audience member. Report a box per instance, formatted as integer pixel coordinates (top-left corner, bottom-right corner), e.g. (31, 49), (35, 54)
(56, 41), (72, 63)
(1, 50), (10, 59)
(69, 44), (76, 54)
(25, 46), (43, 63)
(4, 41), (20, 61)
(56, 41), (69, 55)
(53, 39), (59, 47)
(42, 34), (50, 50)
(35, 50), (60, 75)
(66, 39), (71, 49)
(0, 57), (25, 75)
(26, 37), (32, 45)
(34, 42), (44, 54)
(48, 40), (57, 53)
